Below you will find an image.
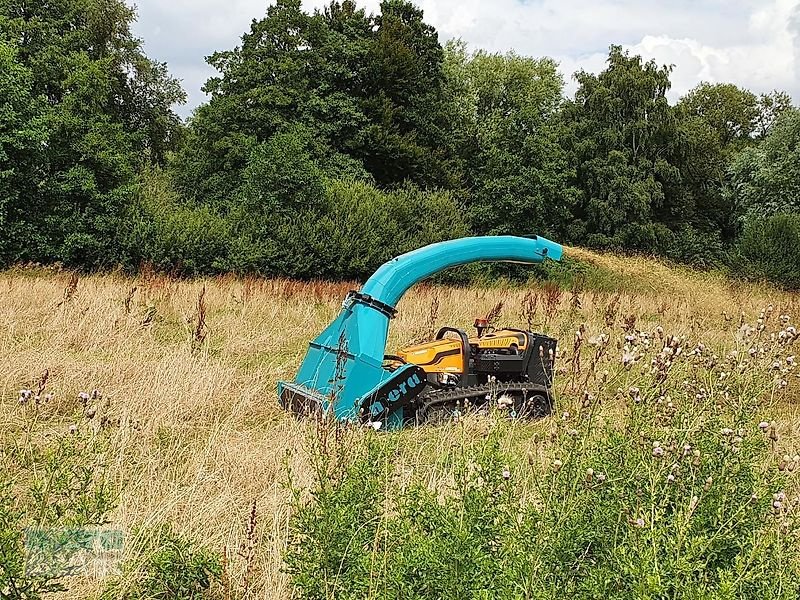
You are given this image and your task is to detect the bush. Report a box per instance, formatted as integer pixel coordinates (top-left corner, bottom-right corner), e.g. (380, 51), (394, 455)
(228, 178), (469, 280)
(0, 425), (117, 599)
(120, 168), (231, 275)
(101, 524), (222, 600)
(734, 213), (800, 289)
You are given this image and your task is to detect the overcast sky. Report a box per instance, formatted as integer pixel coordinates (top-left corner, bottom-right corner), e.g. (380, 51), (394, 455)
(130, 0), (800, 118)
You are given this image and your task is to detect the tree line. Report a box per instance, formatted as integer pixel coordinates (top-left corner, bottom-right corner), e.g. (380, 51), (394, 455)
(1, 0), (798, 286)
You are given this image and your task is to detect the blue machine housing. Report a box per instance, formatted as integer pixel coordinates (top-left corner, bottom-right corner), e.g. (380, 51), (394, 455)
(278, 235), (563, 427)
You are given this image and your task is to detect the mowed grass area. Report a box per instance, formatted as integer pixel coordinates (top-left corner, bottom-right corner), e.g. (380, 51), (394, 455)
(2, 247), (800, 598)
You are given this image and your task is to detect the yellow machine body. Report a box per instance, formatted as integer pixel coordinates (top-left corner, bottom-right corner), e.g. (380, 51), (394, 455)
(396, 338), (464, 373)
(397, 329), (529, 375)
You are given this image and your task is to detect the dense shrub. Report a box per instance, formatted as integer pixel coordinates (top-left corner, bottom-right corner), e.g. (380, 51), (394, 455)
(120, 169), (231, 275)
(734, 213), (800, 289)
(227, 176), (468, 280)
(0, 420), (117, 599)
(101, 525), (221, 600)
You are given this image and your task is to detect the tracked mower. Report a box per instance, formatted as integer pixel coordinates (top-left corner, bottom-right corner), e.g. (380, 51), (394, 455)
(278, 235), (562, 429)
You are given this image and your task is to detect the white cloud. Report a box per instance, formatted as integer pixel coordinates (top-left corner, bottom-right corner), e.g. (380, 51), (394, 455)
(130, 0), (800, 117)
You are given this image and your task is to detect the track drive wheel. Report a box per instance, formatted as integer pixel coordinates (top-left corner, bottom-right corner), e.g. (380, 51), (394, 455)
(512, 392), (551, 419)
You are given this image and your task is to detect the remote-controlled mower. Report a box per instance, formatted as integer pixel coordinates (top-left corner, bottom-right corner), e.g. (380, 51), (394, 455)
(278, 235), (561, 429)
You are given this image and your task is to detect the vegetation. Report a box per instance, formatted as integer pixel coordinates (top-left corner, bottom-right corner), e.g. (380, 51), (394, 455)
(1, 252), (799, 598)
(0, 0), (798, 286)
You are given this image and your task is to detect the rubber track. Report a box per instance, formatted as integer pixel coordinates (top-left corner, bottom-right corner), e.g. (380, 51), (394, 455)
(417, 381), (550, 412)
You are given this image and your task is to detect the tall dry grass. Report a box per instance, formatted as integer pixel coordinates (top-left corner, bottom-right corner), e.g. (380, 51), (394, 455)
(1, 248), (799, 598)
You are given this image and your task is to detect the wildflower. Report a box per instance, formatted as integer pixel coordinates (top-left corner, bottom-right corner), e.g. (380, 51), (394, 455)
(787, 356), (796, 367)
(497, 395), (513, 409)
(652, 446), (665, 457)
(552, 459), (563, 472)
(622, 348), (639, 368)
(759, 421), (770, 431)
(720, 428), (734, 436)
(69, 424), (78, 434)
(595, 472), (606, 483)
(566, 428), (578, 437)
(78, 391), (90, 404)
(585, 468), (594, 482)
(502, 467), (511, 481)
(561, 411), (570, 420)
(634, 517), (645, 528)
(589, 334), (609, 346)
(682, 444), (692, 456)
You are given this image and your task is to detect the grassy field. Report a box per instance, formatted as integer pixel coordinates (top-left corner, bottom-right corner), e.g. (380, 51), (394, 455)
(2, 248), (799, 598)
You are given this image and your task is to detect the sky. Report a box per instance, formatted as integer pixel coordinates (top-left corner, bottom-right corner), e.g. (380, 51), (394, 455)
(130, 0), (800, 118)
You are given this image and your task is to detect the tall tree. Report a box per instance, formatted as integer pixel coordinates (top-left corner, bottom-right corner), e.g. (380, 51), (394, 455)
(730, 108), (800, 219)
(561, 46), (681, 251)
(358, 0), (458, 188)
(0, 0), (185, 266)
(443, 41), (574, 237)
(172, 0), (457, 210)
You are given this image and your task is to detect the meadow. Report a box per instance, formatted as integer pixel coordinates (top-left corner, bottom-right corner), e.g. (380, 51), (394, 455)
(2, 248), (799, 599)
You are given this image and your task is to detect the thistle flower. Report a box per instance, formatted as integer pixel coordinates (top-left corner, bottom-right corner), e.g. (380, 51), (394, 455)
(652, 446), (665, 457)
(502, 467), (511, 481)
(759, 421), (770, 431)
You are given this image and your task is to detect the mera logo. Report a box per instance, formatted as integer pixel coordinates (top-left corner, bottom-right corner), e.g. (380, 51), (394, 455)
(384, 372), (422, 404)
(363, 366), (427, 418)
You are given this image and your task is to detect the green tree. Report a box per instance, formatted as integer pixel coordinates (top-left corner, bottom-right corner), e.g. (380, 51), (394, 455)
(443, 41), (575, 238)
(730, 108), (800, 219)
(671, 84), (794, 262)
(561, 46), (681, 251)
(0, 0), (185, 268)
(358, 0), (459, 188)
(0, 40), (47, 264)
(172, 0), (457, 209)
